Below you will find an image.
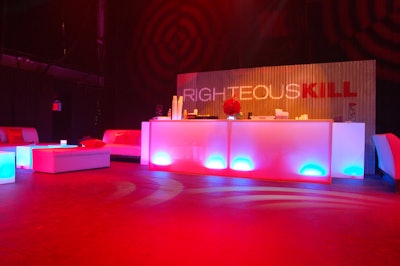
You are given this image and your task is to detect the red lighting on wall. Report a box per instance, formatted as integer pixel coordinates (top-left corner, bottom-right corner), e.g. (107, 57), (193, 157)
(52, 100), (62, 111)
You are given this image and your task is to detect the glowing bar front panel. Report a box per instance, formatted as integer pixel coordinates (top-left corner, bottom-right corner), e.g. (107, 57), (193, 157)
(149, 120), (333, 183)
(149, 120), (229, 175)
(230, 120), (332, 183)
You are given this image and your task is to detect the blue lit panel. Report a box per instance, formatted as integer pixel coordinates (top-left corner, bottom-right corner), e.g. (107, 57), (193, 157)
(299, 163), (328, 176)
(16, 146), (32, 169)
(231, 157), (254, 171)
(151, 151), (172, 166)
(343, 166), (364, 176)
(205, 155), (227, 169)
(0, 151), (15, 184)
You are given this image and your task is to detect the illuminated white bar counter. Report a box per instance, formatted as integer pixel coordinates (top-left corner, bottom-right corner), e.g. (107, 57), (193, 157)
(148, 119), (341, 183)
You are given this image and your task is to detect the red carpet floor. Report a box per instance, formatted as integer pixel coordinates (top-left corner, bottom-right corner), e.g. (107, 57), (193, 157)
(1, 161), (400, 266)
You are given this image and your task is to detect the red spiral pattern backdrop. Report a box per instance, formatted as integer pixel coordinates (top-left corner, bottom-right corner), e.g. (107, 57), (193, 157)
(323, 0), (400, 82)
(130, 0), (230, 102)
(121, 0), (400, 112)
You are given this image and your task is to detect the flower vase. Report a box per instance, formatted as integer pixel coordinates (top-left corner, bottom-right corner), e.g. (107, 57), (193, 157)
(223, 95), (241, 120)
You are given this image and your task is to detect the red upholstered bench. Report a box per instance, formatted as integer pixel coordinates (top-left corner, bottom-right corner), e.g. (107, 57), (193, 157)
(32, 147), (110, 173)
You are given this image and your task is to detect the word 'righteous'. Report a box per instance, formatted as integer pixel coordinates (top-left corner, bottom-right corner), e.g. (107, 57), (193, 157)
(182, 81), (357, 102)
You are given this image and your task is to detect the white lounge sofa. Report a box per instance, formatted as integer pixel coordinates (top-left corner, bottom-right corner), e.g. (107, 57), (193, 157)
(102, 129), (141, 158)
(373, 133), (400, 191)
(0, 126), (39, 153)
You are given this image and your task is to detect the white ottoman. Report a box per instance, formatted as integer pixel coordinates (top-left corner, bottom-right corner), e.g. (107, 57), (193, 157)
(32, 147), (110, 173)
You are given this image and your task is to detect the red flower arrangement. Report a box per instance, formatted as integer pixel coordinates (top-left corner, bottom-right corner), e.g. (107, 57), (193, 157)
(223, 95), (241, 116)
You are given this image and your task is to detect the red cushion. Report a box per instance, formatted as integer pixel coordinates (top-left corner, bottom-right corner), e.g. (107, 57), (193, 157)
(6, 128), (24, 143)
(80, 138), (106, 148)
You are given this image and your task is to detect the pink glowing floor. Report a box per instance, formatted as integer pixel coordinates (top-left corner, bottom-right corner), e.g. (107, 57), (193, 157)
(1, 161), (400, 265)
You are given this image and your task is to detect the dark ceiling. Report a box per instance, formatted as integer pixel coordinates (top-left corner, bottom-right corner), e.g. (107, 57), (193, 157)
(0, 0), (100, 74)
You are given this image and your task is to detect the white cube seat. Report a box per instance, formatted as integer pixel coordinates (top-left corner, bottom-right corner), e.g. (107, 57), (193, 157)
(0, 151), (15, 184)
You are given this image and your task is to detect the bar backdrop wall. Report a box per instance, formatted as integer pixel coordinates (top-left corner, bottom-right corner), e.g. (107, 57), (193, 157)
(177, 60), (376, 175)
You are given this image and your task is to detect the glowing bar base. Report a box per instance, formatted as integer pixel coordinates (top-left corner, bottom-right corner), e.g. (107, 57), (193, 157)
(0, 151), (16, 184)
(149, 120), (334, 183)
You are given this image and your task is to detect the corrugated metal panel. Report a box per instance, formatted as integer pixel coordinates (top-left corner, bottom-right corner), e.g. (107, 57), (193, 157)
(177, 60), (376, 175)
